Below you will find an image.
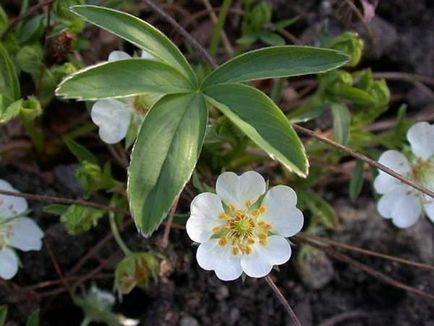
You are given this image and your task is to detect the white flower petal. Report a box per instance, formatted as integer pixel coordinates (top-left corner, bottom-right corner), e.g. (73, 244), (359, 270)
(0, 248), (19, 280)
(391, 193), (421, 228)
(108, 51), (131, 61)
(196, 239), (242, 281)
(374, 173), (405, 195)
(260, 186), (303, 237)
(216, 171), (266, 208)
(261, 235), (292, 265)
(141, 50), (155, 60)
(187, 193), (224, 243)
(7, 217), (43, 251)
(240, 236), (291, 278)
(240, 249), (272, 278)
(378, 150), (411, 174)
(91, 100), (132, 144)
(0, 180), (28, 220)
(407, 122), (434, 160)
(377, 191), (398, 219)
(423, 196), (434, 223)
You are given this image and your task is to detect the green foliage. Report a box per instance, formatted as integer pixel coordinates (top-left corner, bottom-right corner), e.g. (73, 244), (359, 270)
(203, 46), (349, 86)
(25, 309), (40, 326)
(0, 306), (7, 326)
(205, 83), (308, 176)
(331, 103), (351, 145)
(75, 161), (120, 199)
(128, 93), (208, 235)
(115, 252), (160, 294)
(63, 136), (98, 164)
(56, 59), (194, 100)
(60, 205), (106, 235)
(70, 5), (196, 82)
(0, 42), (20, 107)
(329, 32), (364, 67)
(0, 6), (7, 35)
(238, 0), (297, 46)
(350, 160), (364, 201)
(302, 192), (338, 229)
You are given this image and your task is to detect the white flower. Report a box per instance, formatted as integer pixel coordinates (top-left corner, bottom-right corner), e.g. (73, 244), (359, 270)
(91, 50), (157, 144)
(186, 171), (304, 281)
(374, 122), (434, 228)
(0, 180), (43, 280)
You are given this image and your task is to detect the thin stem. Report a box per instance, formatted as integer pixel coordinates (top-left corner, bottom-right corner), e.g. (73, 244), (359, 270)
(299, 234), (434, 272)
(205, 0), (234, 57)
(293, 124), (434, 199)
(159, 196), (180, 249)
(264, 275), (301, 326)
(109, 214), (131, 256)
(0, 188), (125, 213)
(143, 0), (217, 67)
(373, 72), (434, 87)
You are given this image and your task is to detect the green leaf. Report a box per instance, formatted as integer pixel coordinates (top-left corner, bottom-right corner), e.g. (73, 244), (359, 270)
(331, 103), (351, 145)
(56, 59), (194, 100)
(16, 15), (45, 44)
(349, 160), (364, 201)
(25, 309), (40, 326)
(128, 93), (208, 235)
(204, 83), (308, 177)
(0, 6), (7, 34)
(43, 204), (69, 215)
(259, 32), (285, 46)
(71, 5), (196, 82)
(0, 306), (7, 326)
(115, 252), (159, 294)
(16, 44), (43, 75)
(203, 46), (349, 86)
(63, 136), (98, 164)
(60, 205), (106, 235)
(0, 43), (20, 107)
(304, 191), (337, 228)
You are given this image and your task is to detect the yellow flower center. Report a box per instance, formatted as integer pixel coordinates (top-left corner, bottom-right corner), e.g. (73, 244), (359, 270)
(214, 203), (272, 256)
(411, 159), (434, 191)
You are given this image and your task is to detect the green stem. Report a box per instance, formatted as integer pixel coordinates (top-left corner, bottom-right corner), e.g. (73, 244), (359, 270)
(109, 214), (131, 256)
(209, 0), (232, 57)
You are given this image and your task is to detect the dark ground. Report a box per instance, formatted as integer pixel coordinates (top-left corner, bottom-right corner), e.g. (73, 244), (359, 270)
(1, 0), (433, 325)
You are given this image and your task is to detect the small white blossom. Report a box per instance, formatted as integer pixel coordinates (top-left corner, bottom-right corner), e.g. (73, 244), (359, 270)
(0, 180), (43, 280)
(186, 171), (304, 281)
(91, 50), (156, 144)
(374, 122), (434, 228)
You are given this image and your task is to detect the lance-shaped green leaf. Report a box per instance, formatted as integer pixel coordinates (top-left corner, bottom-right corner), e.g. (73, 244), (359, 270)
(56, 59), (194, 101)
(71, 5), (196, 83)
(204, 83), (308, 176)
(331, 103), (351, 145)
(203, 46), (349, 87)
(128, 93), (208, 235)
(0, 43), (20, 107)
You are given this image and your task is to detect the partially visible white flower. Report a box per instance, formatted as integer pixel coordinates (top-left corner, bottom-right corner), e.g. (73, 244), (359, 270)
(0, 180), (43, 280)
(91, 50), (157, 144)
(374, 122), (434, 228)
(186, 171), (303, 281)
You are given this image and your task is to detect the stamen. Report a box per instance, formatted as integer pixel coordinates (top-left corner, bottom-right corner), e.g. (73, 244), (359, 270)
(232, 247), (239, 256)
(245, 200), (252, 208)
(212, 226), (221, 234)
(218, 236), (228, 247)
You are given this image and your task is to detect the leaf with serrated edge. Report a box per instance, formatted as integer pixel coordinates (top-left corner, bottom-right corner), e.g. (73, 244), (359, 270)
(203, 46), (349, 87)
(56, 59), (194, 101)
(71, 5), (196, 83)
(128, 92), (208, 235)
(204, 83), (308, 177)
